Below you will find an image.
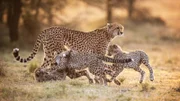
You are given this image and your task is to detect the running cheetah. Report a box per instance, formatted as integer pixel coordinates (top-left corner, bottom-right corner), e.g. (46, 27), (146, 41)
(106, 44), (154, 84)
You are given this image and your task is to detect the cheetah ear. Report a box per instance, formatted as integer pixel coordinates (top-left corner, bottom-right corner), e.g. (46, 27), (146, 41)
(107, 23), (112, 32)
(112, 44), (118, 48)
(69, 49), (73, 54)
(66, 49), (72, 56)
(63, 51), (71, 58)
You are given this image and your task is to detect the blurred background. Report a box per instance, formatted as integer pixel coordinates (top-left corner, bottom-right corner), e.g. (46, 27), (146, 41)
(0, 0), (180, 47)
(0, 0), (180, 101)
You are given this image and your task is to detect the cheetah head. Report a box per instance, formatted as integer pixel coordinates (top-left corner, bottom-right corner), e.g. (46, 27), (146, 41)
(54, 50), (72, 68)
(35, 68), (50, 82)
(107, 23), (124, 37)
(107, 44), (122, 56)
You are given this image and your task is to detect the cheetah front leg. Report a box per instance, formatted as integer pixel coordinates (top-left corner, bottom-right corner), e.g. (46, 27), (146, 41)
(134, 67), (145, 83)
(104, 65), (124, 85)
(95, 75), (108, 85)
(67, 69), (93, 84)
(94, 74), (111, 85)
(96, 69), (112, 86)
(95, 68), (114, 85)
(110, 68), (124, 86)
(103, 68), (115, 82)
(94, 76), (103, 84)
(101, 75), (112, 86)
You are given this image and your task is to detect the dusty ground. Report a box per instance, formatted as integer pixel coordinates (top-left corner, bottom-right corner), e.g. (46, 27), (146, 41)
(0, 24), (180, 101)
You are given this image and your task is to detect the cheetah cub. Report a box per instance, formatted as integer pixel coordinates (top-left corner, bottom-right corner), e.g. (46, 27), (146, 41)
(107, 44), (154, 83)
(54, 49), (132, 85)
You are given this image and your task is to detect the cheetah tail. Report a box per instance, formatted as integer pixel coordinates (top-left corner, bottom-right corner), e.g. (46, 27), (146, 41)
(98, 56), (132, 63)
(12, 36), (41, 63)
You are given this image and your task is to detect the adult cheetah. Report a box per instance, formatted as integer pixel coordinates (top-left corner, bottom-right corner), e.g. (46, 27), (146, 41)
(12, 23), (124, 81)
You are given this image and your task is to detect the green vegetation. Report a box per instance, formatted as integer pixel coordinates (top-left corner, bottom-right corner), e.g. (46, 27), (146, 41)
(28, 62), (38, 73)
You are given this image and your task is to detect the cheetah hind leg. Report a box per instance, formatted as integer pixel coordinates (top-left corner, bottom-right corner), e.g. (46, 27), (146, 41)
(142, 56), (154, 82)
(94, 76), (103, 84)
(146, 63), (154, 81)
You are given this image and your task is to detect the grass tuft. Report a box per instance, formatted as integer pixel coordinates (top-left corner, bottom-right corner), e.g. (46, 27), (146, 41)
(118, 77), (126, 83)
(28, 62), (38, 73)
(88, 95), (98, 100)
(174, 82), (180, 92)
(127, 97), (132, 101)
(141, 83), (150, 92)
(150, 86), (156, 90)
(117, 94), (124, 98)
(166, 59), (173, 64)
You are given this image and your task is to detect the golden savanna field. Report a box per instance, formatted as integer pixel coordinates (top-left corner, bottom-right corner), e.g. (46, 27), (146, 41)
(0, 0), (180, 101)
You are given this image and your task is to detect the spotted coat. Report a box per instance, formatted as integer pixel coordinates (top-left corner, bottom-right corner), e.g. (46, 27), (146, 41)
(106, 44), (154, 84)
(12, 23), (125, 81)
